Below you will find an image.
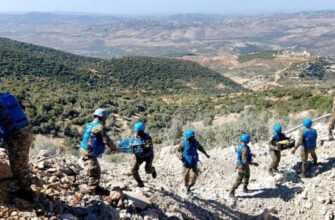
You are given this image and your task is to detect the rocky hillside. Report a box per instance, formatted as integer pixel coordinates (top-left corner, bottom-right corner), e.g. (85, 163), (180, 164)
(0, 37), (243, 145)
(0, 121), (334, 219)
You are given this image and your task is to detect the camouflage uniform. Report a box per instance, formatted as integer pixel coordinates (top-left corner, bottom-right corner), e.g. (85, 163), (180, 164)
(269, 132), (289, 174)
(328, 112), (335, 138)
(230, 145), (252, 194)
(177, 140), (208, 190)
(295, 129), (318, 176)
(81, 119), (115, 192)
(5, 127), (33, 190)
(131, 133), (156, 187)
(0, 106), (33, 191)
(328, 98), (335, 138)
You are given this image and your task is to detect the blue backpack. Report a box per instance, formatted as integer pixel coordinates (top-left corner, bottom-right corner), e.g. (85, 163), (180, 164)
(182, 139), (199, 168)
(117, 137), (146, 155)
(80, 121), (105, 157)
(236, 144), (252, 166)
(303, 128), (317, 149)
(0, 92), (29, 138)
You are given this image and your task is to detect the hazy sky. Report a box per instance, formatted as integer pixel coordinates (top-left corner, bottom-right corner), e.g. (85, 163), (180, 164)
(1, 0), (335, 15)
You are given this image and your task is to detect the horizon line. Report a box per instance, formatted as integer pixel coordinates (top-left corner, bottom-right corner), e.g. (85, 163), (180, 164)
(0, 9), (335, 17)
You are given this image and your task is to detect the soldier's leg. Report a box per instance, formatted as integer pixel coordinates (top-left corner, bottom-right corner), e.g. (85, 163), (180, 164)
(144, 154), (157, 178)
(132, 156), (144, 186)
(184, 167), (191, 188)
(269, 150), (279, 174)
(276, 151), (281, 170)
(310, 149), (318, 165)
(243, 166), (250, 192)
(83, 156), (101, 192)
(230, 167), (244, 196)
(7, 127), (33, 190)
(300, 148), (308, 177)
(189, 166), (199, 188)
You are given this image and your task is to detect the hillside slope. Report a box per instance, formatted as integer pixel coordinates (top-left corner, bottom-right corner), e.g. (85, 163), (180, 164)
(0, 37), (243, 144)
(1, 122), (334, 219)
(0, 37), (242, 93)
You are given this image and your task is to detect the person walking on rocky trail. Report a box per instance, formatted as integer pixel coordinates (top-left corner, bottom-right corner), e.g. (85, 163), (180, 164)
(291, 118), (318, 178)
(80, 108), (117, 196)
(177, 129), (210, 193)
(229, 133), (259, 198)
(126, 121), (157, 188)
(328, 98), (335, 141)
(269, 123), (295, 176)
(0, 92), (34, 201)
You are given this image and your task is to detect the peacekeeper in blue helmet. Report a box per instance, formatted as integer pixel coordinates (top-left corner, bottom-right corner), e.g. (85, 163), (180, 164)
(177, 129), (210, 193)
(268, 123), (295, 176)
(229, 133), (259, 198)
(291, 118), (318, 178)
(80, 108), (117, 195)
(0, 92), (34, 201)
(130, 121), (157, 187)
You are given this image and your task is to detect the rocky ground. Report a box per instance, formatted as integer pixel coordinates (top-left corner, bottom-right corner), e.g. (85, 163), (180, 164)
(0, 123), (335, 220)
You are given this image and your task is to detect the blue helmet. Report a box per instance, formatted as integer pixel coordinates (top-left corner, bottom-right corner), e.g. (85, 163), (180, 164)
(273, 123), (282, 134)
(134, 122), (145, 132)
(303, 118), (313, 128)
(240, 133), (251, 143)
(184, 129), (195, 139)
(93, 108), (108, 119)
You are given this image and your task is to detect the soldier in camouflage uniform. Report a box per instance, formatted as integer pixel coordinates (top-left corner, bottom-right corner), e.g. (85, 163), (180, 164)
(328, 98), (335, 140)
(131, 122), (157, 187)
(177, 129), (210, 193)
(229, 133), (258, 198)
(292, 118), (318, 178)
(0, 94), (33, 201)
(80, 108), (116, 195)
(268, 123), (294, 176)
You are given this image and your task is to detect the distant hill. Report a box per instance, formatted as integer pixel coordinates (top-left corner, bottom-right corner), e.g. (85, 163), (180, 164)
(0, 37), (242, 144)
(0, 37), (242, 94)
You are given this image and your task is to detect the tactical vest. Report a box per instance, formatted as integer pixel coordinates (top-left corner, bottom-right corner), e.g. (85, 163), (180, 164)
(182, 139), (199, 168)
(303, 128), (317, 150)
(236, 144), (252, 166)
(0, 92), (29, 139)
(80, 121), (105, 157)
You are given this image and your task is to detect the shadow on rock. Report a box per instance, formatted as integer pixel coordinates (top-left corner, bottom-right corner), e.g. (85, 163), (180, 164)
(292, 157), (335, 178)
(238, 185), (303, 202)
(159, 189), (279, 220)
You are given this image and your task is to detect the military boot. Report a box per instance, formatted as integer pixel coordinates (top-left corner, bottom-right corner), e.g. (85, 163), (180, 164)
(229, 189), (235, 198)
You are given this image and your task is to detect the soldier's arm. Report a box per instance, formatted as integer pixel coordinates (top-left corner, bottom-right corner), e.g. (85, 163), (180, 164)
(197, 143), (210, 158)
(92, 124), (117, 152)
(241, 148), (248, 165)
(177, 142), (184, 160)
(104, 133), (117, 152)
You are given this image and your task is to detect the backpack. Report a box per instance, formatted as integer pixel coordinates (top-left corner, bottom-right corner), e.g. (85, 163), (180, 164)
(0, 92), (29, 137)
(236, 144), (252, 166)
(118, 134), (151, 156)
(303, 128), (317, 149)
(182, 139), (199, 168)
(80, 121), (105, 157)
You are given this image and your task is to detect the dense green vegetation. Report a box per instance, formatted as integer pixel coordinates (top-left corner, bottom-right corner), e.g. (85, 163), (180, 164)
(0, 38), (241, 147)
(0, 38), (333, 152)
